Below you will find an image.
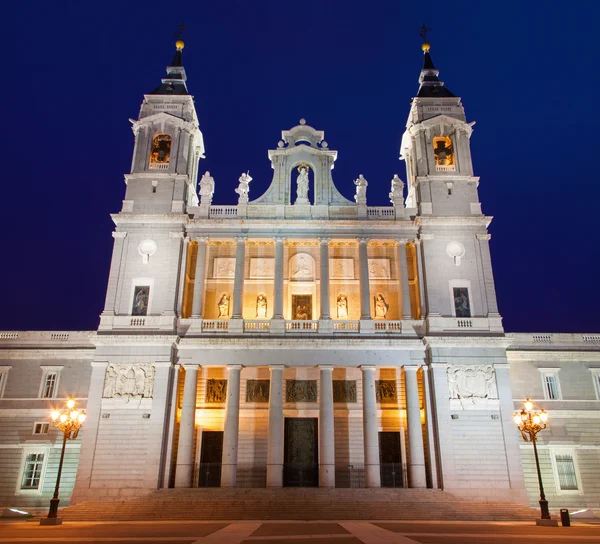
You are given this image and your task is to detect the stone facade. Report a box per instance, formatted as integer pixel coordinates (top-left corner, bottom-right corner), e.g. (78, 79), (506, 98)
(0, 42), (599, 514)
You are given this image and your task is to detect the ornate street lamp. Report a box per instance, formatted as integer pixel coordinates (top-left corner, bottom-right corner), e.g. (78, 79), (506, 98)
(513, 398), (553, 523)
(40, 398), (86, 526)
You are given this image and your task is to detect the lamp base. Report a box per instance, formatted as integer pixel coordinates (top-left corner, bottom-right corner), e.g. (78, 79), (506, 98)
(40, 517), (62, 526)
(536, 518), (558, 527)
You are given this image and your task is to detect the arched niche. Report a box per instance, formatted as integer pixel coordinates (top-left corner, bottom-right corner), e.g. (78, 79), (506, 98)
(290, 161), (316, 205)
(288, 252), (315, 281)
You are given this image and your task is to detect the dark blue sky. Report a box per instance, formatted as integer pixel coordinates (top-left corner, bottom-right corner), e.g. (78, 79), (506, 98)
(1, 1), (598, 333)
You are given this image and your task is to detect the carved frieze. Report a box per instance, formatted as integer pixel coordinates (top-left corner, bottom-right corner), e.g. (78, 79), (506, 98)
(246, 379), (270, 402)
(213, 257), (236, 278)
(368, 258), (391, 279)
(375, 380), (397, 403)
(329, 258), (355, 279)
(250, 258), (274, 278)
(286, 380), (317, 402)
(103, 364), (155, 400)
(333, 380), (357, 403)
(447, 365), (498, 400)
(206, 379), (228, 403)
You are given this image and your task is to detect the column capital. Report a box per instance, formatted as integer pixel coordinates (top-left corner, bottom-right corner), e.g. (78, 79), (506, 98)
(357, 237), (369, 245)
(112, 231), (127, 239)
(269, 364), (285, 371)
(318, 365), (334, 371)
(419, 233), (435, 240)
(195, 236), (209, 244)
(227, 364), (243, 372)
(234, 236), (247, 244)
(476, 233), (492, 241)
(274, 237), (286, 244)
(318, 237), (331, 245)
(181, 363), (200, 371)
(170, 231), (186, 239)
(403, 364), (422, 372)
(397, 238), (409, 245)
(360, 365), (376, 372)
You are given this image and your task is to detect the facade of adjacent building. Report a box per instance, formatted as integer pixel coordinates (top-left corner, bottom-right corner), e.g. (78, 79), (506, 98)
(1, 41), (599, 513)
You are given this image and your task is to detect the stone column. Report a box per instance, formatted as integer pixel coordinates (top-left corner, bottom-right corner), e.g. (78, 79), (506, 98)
(398, 239), (412, 319)
(477, 233), (500, 314)
(102, 231), (127, 315)
(273, 238), (285, 319)
(361, 365), (380, 487)
(191, 237), (208, 318)
(319, 366), (335, 487)
(319, 238), (331, 319)
(404, 365), (427, 488)
(358, 238), (371, 319)
(232, 237), (246, 319)
(266, 365), (284, 487)
(414, 238), (427, 318)
(175, 364), (199, 487)
(221, 364), (242, 487)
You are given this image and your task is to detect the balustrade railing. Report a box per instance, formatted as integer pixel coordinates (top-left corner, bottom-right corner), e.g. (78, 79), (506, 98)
(202, 320), (229, 331)
(333, 320), (360, 332)
(285, 320), (319, 332)
(374, 320), (402, 332)
(209, 206), (238, 217)
(435, 164), (456, 172)
(148, 162), (169, 170)
(243, 320), (270, 332)
(367, 207), (395, 219)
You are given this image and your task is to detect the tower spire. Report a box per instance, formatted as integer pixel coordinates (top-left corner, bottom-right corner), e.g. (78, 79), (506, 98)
(416, 28), (455, 98)
(150, 34), (189, 95)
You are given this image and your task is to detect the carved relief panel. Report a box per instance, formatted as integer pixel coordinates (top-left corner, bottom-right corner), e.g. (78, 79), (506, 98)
(206, 379), (228, 403)
(333, 380), (357, 403)
(368, 258), (391, 279)
(329, 258), (355, 279)
(103, 364), (155, 400)
(447, 365), (498, 400)
(213, 257), (236, 279)
(246, 379), (270, 402)
(286, 380), (317, 402)
(375, 380), (397, 403)
(289, 253), (315, 281)
(250, 258), (274, 278)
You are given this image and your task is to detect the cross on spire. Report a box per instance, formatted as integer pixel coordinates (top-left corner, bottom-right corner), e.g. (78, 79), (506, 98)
(418, 24), (431, 41)
(174, 21), (188, 39)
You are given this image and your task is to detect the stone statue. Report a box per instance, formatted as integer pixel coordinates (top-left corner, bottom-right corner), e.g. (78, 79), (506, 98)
(199, 171), (215, 205)
(374, 293), (389, 319)
(256, 294), (267, 318)
(218, 293), (230, 318)
(447, 365), (498, 402)
(295, 166), (310, 205)
(389, 174), (404, 207)
(235, 172), (252, 203)
(354, 174), (368, 205)
(337, 294), (348, 319)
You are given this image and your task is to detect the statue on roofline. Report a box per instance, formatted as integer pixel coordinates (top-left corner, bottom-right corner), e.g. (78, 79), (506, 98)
(235, 172), (252, 203)
(199, 171), (215, 205)
(354, 174), (368, 205)
(389, 174), (405, 207)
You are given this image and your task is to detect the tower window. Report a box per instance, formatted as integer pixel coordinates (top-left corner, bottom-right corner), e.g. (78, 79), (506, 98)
(132, 286), (150, 316)
(149, 133), (172, 168)
(433, 136), (455, 171)
(453, 287), (471, 317)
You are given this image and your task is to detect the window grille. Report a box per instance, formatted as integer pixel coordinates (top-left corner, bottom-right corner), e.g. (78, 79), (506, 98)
(555, 454), (578, 491)
(543, 374), (560, 399)
(42, 373), (57, 398)
(21, 453), (44, 489)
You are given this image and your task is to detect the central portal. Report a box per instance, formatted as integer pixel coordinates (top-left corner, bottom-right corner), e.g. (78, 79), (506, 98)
(283, 417), (318, 487)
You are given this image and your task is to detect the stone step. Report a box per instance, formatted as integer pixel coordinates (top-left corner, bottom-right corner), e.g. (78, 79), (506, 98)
(62, 488), (539, 522)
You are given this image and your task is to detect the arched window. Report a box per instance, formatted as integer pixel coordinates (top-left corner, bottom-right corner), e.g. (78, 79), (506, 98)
(149, 133), (172, 168)
(433, 136), (455, 171)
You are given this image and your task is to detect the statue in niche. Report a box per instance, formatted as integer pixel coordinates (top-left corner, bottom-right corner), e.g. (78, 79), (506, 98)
(375, 380), (397, 403)
(295, 165), (310, 205)
(206, 379), (228, 403)
(433, 136), (455, 167)
(256, 294), (267, 318)
(286, 380), (317, 402)
(199, 171), (215, 205)
(354, 174), (368, 205)
(246, 379), (270, 402)
(374, 293), (389, 319)
(235, 172), (252, 203)
(389, 174), (405, 206)
(337, 294), (349, 319)
(217, 293), (230, 318)
(103, 364), (155, 400)
(333, 380), (357, 403)
(447, 365), (498, 401)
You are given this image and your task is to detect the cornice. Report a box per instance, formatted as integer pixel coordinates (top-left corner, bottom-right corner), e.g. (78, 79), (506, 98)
(506, 351), (600, 363)
(416, 216), (492, 228)
(130, 111), (199, 134)
(423, 336), (513, 349)
(93, 334), (179, 347)
(111, 214), (188, 227)
(0, 349), (94, 360)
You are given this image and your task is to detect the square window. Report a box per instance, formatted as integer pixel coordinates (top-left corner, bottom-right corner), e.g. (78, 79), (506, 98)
(132, 285), (150, 316)
(554, 453), (579, 491)
(33, 423), (49, 435)
(21, 453), (44, 490)
(453, 287), (471, 317)
(543, 374), (560, 399)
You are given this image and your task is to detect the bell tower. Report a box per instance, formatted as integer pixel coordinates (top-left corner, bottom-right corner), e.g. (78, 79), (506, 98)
(401, 39), (502, 332)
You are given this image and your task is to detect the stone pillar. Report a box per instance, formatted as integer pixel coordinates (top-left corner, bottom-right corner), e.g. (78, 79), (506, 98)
(398, 239), (412, 319)
(319, 366), (335, 487)
(404, 365), (427, 488)
(273, 238), (285, 319)
(267, 365), (284, 487)
(103, 231), (127, 315)
(221, 364), (242, 487)
(477, 233), (500, 314)
(175, 364), (199, 487)
(361, 365), (380, 487)
(414, 238), (427, 318)
(232, 237), (246, 319)
(422, 365), (438, 489)
(191, 237), (208, 318)
(319, 238), (331, 319)
(358, 238), (371, 319)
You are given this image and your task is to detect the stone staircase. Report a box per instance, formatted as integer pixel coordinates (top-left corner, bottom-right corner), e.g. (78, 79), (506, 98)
(62, 488), (540, 521)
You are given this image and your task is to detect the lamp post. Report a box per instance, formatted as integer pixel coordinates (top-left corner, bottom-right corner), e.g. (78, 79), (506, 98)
(513, 398), (554, 525)
(40, 398), (86, 526)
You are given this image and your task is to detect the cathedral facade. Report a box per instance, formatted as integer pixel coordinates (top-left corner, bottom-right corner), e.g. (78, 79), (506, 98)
(1, 40), (599, 514)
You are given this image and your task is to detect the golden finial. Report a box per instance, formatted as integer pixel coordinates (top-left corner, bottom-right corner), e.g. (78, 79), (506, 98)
(418, 24), (432, 52)
(176, 40), (185, 50)
(174, 22), (188, 51)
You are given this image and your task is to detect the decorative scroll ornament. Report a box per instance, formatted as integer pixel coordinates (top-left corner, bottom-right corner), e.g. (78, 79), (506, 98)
(198, 171), (215, 205)
(103, 364), (155, 400)
(447, 365), (498, 401)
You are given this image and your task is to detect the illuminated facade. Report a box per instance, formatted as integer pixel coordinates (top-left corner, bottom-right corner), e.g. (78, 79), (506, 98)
(1, 40), (599, 514)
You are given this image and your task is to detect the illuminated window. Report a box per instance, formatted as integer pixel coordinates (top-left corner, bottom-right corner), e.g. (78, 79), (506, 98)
(149, 133), (172, 167)
(433, 136), (455, 171)
(21, 453), (44, 490)
(539, 368), (561, 400)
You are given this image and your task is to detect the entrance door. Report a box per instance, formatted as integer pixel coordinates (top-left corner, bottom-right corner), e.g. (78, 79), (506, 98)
(379, 432), (403, 488)
(283, 418), (318, 487)
(198, 431), (223, 487)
